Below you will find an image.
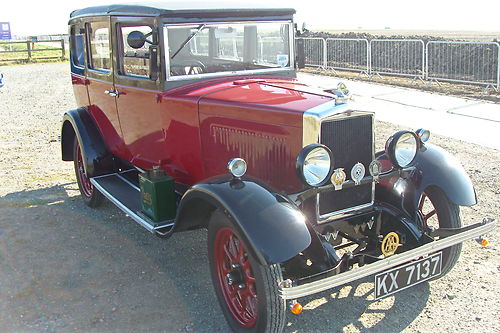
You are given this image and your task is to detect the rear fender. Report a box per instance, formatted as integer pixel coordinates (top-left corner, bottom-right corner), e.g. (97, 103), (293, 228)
(61, 107), (113, 177)
(175, 176), (312, 265)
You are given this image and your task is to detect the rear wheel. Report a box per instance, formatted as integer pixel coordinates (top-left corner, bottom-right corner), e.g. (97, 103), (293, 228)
(73, 137), (104, 207)
(418, 187), (462, 278)
(208, 210), (285, 333)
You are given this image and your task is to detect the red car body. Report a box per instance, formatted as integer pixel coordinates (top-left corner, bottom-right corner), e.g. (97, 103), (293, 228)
(61, 4), (493, 333)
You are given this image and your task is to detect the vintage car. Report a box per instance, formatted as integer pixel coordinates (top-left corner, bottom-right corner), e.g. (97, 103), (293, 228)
(61, 3), (495, 332)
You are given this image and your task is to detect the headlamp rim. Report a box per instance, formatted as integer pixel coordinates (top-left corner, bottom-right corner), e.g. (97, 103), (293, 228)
(227, 158), (247, 178)
(385, 130), (419, 169)
(296, 143), (334, 187)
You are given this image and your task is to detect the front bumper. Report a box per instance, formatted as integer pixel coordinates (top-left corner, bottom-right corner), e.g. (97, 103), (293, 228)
(279, 218), (496, 300)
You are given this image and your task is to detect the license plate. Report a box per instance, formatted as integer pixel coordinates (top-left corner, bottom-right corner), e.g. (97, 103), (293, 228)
(374, 252), (442, 300)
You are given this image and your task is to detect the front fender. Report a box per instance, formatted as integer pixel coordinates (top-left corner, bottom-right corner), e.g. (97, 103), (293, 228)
(176, 177), (312, 265)
(376, 143), (476, 218)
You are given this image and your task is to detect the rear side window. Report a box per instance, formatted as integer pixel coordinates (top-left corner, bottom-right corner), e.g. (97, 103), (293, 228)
(119, 25), (153, 77)
(87, 22), (110, 71)
(70, 25), (85, 67)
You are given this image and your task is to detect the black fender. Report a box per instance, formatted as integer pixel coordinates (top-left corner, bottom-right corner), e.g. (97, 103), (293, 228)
(376, 143), (476, 219)
(61, 107), (113, 177)
(175, 176), (312, 265)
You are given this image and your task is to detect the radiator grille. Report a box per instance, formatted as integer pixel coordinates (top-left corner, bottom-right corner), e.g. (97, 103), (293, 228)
(319, 114), (374, 216)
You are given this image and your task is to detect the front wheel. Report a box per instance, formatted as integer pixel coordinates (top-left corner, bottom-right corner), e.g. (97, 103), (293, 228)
(208, 210), (286, 333)
(418, 187), (462, 278)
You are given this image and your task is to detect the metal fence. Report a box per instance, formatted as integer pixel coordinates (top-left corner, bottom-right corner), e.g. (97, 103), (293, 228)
(0, 40), (66, 62)
(370, 39), (425, 80)
(426, 41), (500, 89)
(326, 38), (369, 74)
(297, 37), (326, 68)
(300, 37), (500, 89)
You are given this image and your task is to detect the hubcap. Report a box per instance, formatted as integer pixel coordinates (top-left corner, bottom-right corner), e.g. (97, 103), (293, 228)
(75, 142), (94, 197)
(214, 227), (258, 328)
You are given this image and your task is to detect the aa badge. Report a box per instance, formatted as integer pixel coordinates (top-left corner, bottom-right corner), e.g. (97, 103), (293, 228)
(381, 232), (400, 257)
(331, 168), (346, 190)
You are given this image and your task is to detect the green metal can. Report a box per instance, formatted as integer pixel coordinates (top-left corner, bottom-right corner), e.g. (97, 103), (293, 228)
(139, 167), (176, 222)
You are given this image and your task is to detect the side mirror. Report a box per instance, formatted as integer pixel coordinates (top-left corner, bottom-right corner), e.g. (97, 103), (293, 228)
(127, 30), (147, 49)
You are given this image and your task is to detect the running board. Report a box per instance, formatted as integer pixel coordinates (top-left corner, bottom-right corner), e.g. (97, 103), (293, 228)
(90, 172), (175, 237)
(280, 217), (496, 300)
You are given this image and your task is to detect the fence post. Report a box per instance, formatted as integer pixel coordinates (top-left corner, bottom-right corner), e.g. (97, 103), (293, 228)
(323, 38), (327, 69)
(425, 42), (429, 80)
(27, 41), (31, 60)
(497, 43), (500, 89)
(61, 39), (66, 59)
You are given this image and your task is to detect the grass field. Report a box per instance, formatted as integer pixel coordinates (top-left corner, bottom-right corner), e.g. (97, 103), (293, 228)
(320, 29), (500, 42)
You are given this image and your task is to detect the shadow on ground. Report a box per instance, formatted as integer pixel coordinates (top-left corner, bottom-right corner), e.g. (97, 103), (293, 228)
(0, 185), (429, 332)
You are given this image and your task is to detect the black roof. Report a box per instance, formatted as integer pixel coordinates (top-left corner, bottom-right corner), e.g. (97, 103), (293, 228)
(70, 2), (295, 21)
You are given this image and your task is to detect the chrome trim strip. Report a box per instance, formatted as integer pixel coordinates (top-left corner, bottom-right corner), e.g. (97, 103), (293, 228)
(115, 173), (140, 192)
(279, 219), (496, 300)
(318, 200), (374, 223)
(90, 178), (155, 233)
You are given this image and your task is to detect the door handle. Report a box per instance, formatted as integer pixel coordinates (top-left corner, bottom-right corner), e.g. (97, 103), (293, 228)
(104, 89), (120, 97)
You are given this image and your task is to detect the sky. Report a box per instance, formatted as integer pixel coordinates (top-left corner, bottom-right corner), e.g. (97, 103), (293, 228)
(1, 0), (499, 36)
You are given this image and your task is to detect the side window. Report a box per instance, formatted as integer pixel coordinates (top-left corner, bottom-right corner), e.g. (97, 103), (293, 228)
(119, 25), (152, 77)
(87, 22), (110, 71)
(70, 25), (85, 67)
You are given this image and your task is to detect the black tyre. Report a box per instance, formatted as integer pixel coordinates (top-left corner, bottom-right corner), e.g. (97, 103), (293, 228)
(73, 137), (104, 207)
(418, 187), (462, 278)
(208, 210), (286, 333)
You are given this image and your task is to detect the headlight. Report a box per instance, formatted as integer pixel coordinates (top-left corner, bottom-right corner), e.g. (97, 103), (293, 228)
(227, 158), (247, 178)
(385, 130), (418, 168)
(296, 144), (333, 187)
(415, 128), (430, 143)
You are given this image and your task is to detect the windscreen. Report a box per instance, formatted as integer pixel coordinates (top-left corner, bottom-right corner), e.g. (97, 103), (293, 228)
(165, 22), (292, 78)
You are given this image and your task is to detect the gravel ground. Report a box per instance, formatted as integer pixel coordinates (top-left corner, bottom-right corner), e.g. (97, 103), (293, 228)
(0, 63), (498, 333)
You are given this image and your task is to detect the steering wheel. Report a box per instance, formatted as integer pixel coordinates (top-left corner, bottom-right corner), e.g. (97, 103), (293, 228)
(170, 59), (206, 75)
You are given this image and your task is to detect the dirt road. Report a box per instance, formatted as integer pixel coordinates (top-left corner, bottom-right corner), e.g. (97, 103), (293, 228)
(0, 63), (498, 332)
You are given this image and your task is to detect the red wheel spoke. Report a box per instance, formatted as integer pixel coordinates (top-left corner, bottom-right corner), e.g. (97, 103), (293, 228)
(229, 235), (238, 260)
(246, 275), (256, 284)
(424, 210), (437, 221)
(418, 193), (427, 210)
(223, 243), (234, 263)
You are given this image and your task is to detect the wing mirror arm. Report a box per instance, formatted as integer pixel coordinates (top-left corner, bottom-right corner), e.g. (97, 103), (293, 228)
(149, 45), (159, 81)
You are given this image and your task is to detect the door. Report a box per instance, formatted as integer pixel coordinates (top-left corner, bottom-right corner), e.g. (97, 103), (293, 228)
(85, 18), (128, 160)
(111, 17), (166, 169)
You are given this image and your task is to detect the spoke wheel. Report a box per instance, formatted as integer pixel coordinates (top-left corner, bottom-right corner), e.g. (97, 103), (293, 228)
(418, 187), (462, 278)
(73, 137), (104, 207)
(214, 227), (258, 328)
(208, 210), (285, 333)
(75, 142), (94, 197)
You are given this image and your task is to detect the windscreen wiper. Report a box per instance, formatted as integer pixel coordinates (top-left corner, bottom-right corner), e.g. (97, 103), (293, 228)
(171, 24), (205, 59)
